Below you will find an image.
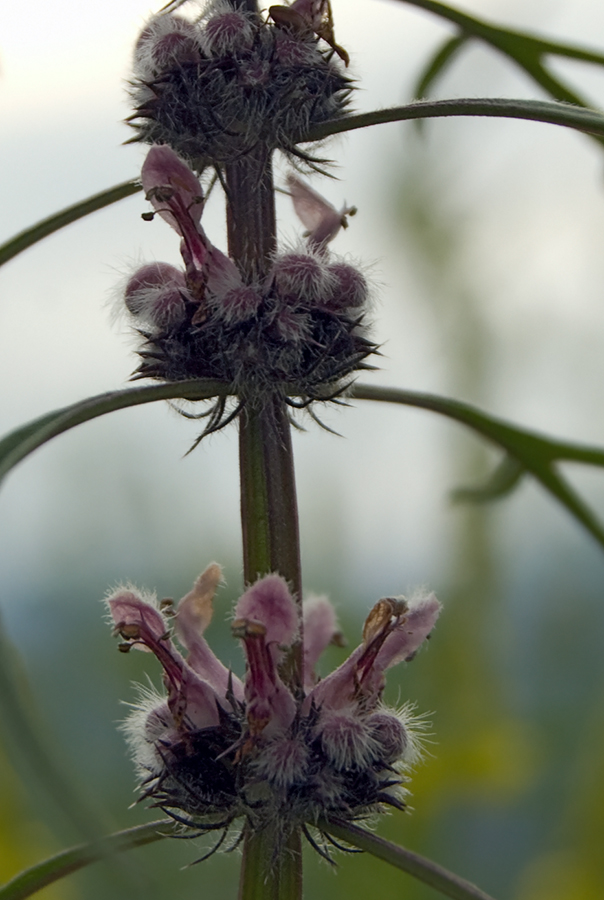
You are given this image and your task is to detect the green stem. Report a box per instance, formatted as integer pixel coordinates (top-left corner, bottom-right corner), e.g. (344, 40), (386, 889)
(239, 394), (303, 686)
(238, 824), (302, 900)
(225, 134), (303, 897)
(306, 98), (604, 143)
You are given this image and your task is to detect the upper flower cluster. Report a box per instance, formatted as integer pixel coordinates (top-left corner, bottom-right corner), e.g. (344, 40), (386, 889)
(125, 145), (376, 413)
(128, 0), (352, 166)
(108, 564), (441, 854)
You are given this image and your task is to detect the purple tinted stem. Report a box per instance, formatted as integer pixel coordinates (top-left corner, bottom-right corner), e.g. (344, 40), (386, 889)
(225, 101), (303, 900)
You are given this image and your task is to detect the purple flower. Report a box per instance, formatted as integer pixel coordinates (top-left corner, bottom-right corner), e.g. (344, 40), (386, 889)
(108, 566), (441, 849)
(124, 146), (376, 429)
(128, 1), (352, 162)
(286, 173), (356, 252)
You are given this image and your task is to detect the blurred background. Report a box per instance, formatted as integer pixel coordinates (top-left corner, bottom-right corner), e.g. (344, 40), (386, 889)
(2, 0), (604, 897)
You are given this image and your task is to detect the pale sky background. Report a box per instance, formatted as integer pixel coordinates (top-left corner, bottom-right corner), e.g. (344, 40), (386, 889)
(2, 0), (604, 607)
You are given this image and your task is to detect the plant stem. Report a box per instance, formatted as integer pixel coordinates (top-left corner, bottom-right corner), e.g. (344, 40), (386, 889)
(238, 824), (302, 900)
(239, 395), (303, 684)
(226, 140), (303, 896)
(225, 149), (276, 282)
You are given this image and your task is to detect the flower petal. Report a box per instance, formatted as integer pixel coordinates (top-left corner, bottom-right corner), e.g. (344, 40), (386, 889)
(287, 174), (354, 250)
(141, 145), (204, 227)
(108, 589), (223, 730)
(375, 592), (441, 671)
(233, 619), (296, 737)
(303, 594), (342, 691)
(234, 574), (298, 649)
(306, 592), (441, 712)
(175, 564), (244, 701)
(141, 146), (208, 284)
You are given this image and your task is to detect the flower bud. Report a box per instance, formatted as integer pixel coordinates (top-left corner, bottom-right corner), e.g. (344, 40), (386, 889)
(201, 7), (255, 57)
(273, 31), (322, 66)
(125, 262), (188, 329)
(134, 15), (202, 79)
(218, 285), (263, 322)
(272, 307), (311, 342)
(321, 262), (368, 311)
(272, 251), (334, 304)
(316, 708), (379, 770)
(367, 711), (408, 763)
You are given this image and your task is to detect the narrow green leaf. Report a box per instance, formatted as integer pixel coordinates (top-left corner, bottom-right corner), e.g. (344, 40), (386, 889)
(351, 383), (604, 550)
(320, 819), (496, 900)
(452, 454), (524, 504)
(394, 0), (604, 146)
(0, 380), (228, 485)
(306, 98), (604, 143)
(0, 820), (173, 900)
(0, 615), (110, 842)
(414, 33), (468, 98)
(0, 181), (141, 268)
(510, 55), (597, 111)
(398, 0), (604, 67)
(528, 463), (604, 547)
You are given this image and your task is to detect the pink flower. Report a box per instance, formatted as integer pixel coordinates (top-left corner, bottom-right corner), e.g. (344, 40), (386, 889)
(141, 145), (208, 298)
(126, 147), (376, 401)
(124, 262), (189, 329)
(108, 566), (441, 845)
(287, 174), (356, 252)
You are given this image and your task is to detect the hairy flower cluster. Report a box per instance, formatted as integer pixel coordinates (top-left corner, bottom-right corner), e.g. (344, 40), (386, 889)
(125, 145), (376, 421)
(128, 0), (352, 165)
(107, 564), (440, 855)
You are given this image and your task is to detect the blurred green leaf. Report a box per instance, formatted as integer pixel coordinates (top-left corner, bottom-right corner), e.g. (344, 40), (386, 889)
(413, 33), (468, 99)
(0, 820), (172, 900)
(0, 614), (109, 843)
(451, 454), (525, 504)
(308, 98), (604, 143)
(0, 380), (228, 486)
(352, 383), (604, 551)
(399, 0), (604, 145)
(321, 819), (496, 900)
(0, 181), (141, 269)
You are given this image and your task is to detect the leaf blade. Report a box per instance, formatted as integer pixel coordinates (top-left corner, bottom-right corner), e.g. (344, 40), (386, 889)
(398, 0), (604, 67)
(414, 33), (469, 98)
(0, 380), (228, 485)
(0, 821), (173, 900)
(0, 181), (141, 268)
(451, 454), (525, 504)
(351, 383), (604, 550)
(320, 819), (496, 900)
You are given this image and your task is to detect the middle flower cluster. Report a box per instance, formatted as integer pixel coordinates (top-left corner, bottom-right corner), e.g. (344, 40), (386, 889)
(125, 145), (376, 407)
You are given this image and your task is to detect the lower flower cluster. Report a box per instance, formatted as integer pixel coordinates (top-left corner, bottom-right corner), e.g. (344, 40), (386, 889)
(107, 565), (440, 855)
